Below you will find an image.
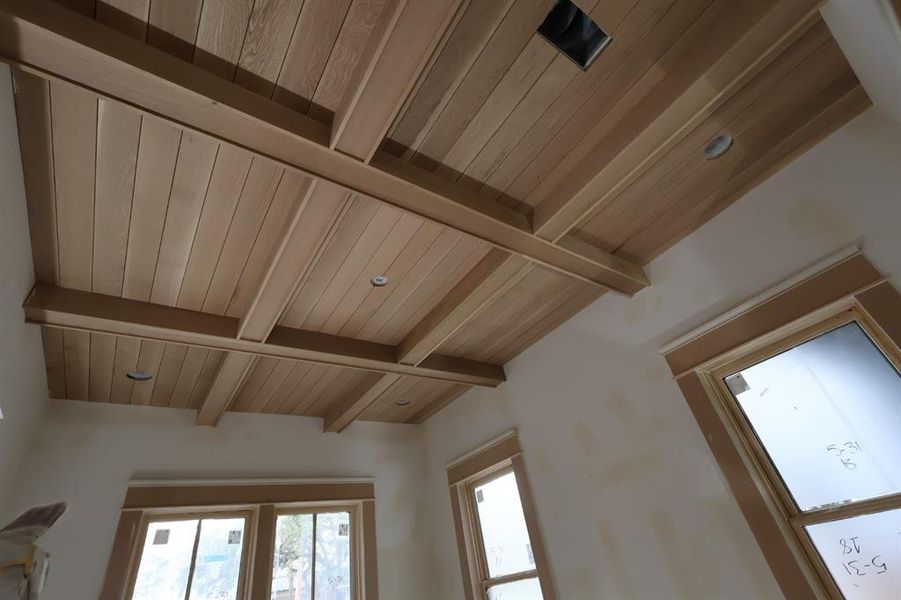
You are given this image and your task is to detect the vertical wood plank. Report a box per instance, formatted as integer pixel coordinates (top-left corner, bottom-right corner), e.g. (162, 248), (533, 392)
(146, 0), (203, 61)
(50, 81), (96, 400)
(122, 119), (181, 302)
(150, 131), (218, 306)
(177, 145), (253, 311)
(97, 0), (150, 39)
(233, 0), (305, 96)
(250, 504), (276, 600)
(193, 0), (255, 79)
(273, 0), (352, 112)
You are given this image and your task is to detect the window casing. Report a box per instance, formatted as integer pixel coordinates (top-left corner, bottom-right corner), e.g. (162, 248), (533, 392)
(447, 431), (556, 600)
(100, 480), (378, 600)
(665, 250), (901, 599)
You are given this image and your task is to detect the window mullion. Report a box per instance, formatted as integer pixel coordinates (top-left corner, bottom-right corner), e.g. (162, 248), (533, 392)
(311, 512), (318, 599)
(482, 568), (539, 587)
(182, 519), (203, 600)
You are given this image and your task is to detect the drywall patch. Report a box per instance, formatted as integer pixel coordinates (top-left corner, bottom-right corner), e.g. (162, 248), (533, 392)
(570, 421), (597, 458)
(597, 519), (638, 598)
(592, 448), (663, 489)
(533, 447), (555, 474)
(786, 198), (854, 243)
(605, 389), (635, 423)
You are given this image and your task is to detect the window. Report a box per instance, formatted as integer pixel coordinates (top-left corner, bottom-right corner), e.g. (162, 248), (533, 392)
(665, 251), (901, 599)
(130, 512), (251, 600)
(101, 480), (378, 600)
(447, 431), (556, 600)
(271, 509), (353, 600)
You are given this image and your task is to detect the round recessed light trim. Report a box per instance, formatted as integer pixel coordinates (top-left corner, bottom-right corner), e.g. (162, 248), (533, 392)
(704, 134), (733, 160)
(370, 275), (389, 287)
(395, 399), (411, 407)
(126, 370), (153, 381)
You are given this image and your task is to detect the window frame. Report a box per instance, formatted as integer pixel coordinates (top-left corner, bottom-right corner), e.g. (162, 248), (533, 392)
(663, 250), (901, 599)
(271, 504), (362, 600)
(125, 508), (255, 600)
(100, 480), (378, 600)
(447, 431), (556, 600)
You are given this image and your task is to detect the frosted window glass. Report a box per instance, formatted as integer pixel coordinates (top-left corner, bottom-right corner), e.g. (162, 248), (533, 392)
(726, 322), (901, 511)
(474, 472), (534, 578)
(132, 520), (198, 600)
(188, 517), (246, 600)
(271, 514), (314, 600)
(487, 577), (543, 600)
(314, 512), (351, 600)
(806, 508), (901, 599)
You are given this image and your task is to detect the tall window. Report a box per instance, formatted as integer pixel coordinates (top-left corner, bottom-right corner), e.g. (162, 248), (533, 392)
(271, 509), (353, 599)
(130, 512), (251, 600)
(714, 314), (901, 599)
(102, 481), (378, 600)
(665, 252), (901, 599)
(447, 431), (556, 600)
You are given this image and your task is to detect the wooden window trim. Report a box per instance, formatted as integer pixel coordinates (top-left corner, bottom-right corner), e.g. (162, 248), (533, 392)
(663, 249), (901, 599)
(101, 480), (378, 600)
(446, 431), (557, 600)
(123, 508), (255, 600)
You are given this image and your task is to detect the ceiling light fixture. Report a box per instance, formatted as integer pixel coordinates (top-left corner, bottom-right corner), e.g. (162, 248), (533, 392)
(126, 370), (153, 381)
(370, 275), (389, 287)
(704, 134), (733, 160)
(395, 399), (411, 407)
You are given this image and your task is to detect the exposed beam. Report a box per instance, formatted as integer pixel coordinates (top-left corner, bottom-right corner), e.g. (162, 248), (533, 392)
(0, 0), (648, 294)
(195, 354), (257, 426)
(396, 0), (824, 367)
(323, 373), (403, 433)
(398, 249), (533, 365)
(321, 0), (479, 431)
(23, 284), (506, 387)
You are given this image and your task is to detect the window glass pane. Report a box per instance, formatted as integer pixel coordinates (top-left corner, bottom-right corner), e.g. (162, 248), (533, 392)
(487, 577), (543, 600)
(314, 512), (351, 600)
(188, 517), (246, 600)
(132, 519), (198, 600)
(805, 508), (901, 599)
(725, 322), (901, 511)
(272, 514), (314, 600)
(474, 471), (534, 578)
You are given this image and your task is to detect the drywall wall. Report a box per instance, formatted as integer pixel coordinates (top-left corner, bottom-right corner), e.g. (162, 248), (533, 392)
(8, 401), (434, 600)
(421, 106), (901, 599)
(0, 65), (49, 521)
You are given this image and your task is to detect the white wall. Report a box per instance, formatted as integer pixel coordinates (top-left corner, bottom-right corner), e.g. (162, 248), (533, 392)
(10, 402), (435, 600)
(0, 65), (49, 522)
(421, 106), (901, 599)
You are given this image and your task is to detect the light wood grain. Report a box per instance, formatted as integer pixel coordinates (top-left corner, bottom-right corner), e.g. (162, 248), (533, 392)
(25, 284), (506, 387)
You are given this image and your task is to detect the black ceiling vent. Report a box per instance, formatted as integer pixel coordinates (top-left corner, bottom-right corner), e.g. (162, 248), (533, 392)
(538, 0), (611, 70)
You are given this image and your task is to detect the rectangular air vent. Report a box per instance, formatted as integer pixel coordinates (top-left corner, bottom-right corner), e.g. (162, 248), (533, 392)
(538, 0), (611, 70)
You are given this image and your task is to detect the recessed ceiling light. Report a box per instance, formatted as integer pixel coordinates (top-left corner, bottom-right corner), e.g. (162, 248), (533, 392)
(704, 134), (733, 160)
(395, 399), (411, 407)
(370, 275), (389, 287)
(126, 370), (153, 381)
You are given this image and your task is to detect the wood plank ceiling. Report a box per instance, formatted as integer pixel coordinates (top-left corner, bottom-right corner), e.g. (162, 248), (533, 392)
(8, 0), (869, 428)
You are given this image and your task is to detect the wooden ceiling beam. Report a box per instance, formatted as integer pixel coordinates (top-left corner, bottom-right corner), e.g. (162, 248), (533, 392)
(323, 373), (403, 433)
(0, 0), (647, 294)
(23, 283), (506, 388)
(199, 0), (468, 430)
(395, 0), (824, 369)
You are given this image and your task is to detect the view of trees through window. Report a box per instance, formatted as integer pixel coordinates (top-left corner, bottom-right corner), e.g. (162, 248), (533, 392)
(271, 511), (351, 600)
